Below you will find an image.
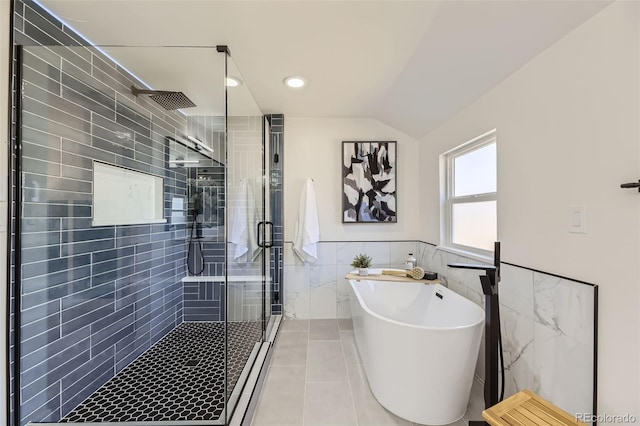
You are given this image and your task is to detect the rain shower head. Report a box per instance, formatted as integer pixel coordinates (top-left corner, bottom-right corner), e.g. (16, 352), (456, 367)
(131, 85), (196, 110)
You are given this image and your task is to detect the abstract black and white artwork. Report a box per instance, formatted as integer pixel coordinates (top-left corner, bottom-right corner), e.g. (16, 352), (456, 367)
(342, 141), (397, 223)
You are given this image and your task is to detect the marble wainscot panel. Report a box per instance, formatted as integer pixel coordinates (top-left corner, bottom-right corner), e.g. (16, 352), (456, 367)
(416, 241), (596, 417)
(284, 241), (420, 319)
(533, 272), (595, 415)
(498, 264), (535, 397)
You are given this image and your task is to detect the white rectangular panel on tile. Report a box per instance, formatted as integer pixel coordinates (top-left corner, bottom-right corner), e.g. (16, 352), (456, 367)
(499, 305), (535, 398)
(309, 264), (338, 319)
(336, 241), (390, 267)
(533, 272), (594, 344)
(534, 321), (594, 416)
(93, 161), (165, 226)
(499, 264), (534, 319)
(336, 275), (353, 319)
(388, 241), (418, 268)
(283, 264), (309, 319)
(316, 242), (338, 265)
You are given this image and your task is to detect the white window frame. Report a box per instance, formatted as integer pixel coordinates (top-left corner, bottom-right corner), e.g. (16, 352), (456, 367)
(441, 129), (497, 259)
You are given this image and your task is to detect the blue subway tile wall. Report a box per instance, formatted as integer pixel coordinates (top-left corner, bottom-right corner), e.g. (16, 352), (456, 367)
(183, 281), (225, 321)
(185, 115), (226, 281)
(182, 117), (250, 318)
(182, 115), (286, 321)
(11, 1), (197, 424)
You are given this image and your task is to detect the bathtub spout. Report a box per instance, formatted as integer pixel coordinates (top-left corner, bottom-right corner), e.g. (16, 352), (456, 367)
(446, 241), (500, 294)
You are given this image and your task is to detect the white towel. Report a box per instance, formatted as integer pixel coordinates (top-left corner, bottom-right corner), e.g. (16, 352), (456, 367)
(293, 178), (320, 264)
(230, 179), (260, 261)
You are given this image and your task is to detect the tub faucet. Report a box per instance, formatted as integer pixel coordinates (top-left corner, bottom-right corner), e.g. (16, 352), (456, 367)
(447, 242), (500, 293)
(447, 242), (502, 425)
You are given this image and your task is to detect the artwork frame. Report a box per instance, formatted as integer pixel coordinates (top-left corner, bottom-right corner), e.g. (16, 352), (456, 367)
(342, 141), (397, 223)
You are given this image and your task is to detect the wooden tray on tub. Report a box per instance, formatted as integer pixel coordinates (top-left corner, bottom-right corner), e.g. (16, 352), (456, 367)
(344, 272), (442, 285)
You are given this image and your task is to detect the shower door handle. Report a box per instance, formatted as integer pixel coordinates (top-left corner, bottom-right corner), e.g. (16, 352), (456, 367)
(257, 221), (265, 248)
(264, 221), (274, 248)
(257, 221), (275, 248)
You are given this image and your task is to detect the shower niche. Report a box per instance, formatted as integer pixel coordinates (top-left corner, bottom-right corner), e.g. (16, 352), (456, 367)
(92, 161), (166, 226)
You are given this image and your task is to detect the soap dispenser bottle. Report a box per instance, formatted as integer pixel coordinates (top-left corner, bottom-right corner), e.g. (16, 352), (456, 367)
(405, 253), (416, 270)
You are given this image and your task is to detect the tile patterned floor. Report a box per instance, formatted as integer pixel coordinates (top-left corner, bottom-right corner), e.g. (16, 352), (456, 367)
(251, 319), (484, 426)
(61, 321), (262, 423)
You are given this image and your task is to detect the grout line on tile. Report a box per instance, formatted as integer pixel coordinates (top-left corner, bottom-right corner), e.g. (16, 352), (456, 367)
(302, 327), (310, 426)
(341, 330), (359, 426)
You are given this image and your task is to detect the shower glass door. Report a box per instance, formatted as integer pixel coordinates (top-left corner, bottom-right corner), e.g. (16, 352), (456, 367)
(223, 55), (269, 421)
(263, 117), (274, 339)
(14, 43), (233, 425)
(13, 40), (270, 425)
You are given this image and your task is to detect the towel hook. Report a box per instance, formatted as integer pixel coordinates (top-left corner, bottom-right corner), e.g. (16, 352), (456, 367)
(620, 180), (640, 192)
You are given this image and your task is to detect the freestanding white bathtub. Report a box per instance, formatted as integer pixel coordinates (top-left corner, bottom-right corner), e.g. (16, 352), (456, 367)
(349, 274), (484, 425)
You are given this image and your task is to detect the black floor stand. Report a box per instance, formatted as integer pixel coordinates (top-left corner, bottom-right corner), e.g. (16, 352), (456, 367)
(448, 242), (502, 426)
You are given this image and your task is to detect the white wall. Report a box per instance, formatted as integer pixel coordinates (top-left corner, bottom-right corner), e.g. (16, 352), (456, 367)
(1, 0), (9, 420)
(419, 1), (639, 418)
(284, 117), (420, 242)
(283, 118), (421, 320)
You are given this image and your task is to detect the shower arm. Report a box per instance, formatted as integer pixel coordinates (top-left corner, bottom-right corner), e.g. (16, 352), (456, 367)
(448, 242), (501, 426)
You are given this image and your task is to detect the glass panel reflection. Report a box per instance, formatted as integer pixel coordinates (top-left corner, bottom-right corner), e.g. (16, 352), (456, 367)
(18, 44), (231, 425)
(224, 55), (266, 421)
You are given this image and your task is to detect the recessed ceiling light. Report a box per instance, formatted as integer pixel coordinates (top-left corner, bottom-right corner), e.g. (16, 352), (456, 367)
(226, 77), (241, 87)
(284, 76), (306, 88)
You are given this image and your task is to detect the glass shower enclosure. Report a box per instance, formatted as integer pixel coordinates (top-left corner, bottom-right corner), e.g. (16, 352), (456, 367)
(10, 41), (273, 425)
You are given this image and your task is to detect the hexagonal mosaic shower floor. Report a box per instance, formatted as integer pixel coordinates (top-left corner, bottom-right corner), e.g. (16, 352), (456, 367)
(60, 321), (263, 423)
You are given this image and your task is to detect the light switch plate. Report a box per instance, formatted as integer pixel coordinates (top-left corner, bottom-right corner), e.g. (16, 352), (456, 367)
(569, 205), (587, 234)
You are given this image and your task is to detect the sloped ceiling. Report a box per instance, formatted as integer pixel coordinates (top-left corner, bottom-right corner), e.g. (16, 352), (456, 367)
(39, 0), (611, 139)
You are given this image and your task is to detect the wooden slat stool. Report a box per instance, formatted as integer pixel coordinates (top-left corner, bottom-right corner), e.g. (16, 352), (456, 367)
(482, 389), (587, 426)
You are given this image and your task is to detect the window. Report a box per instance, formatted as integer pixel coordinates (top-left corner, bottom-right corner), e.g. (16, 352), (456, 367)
(442, 130), (497, 256)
